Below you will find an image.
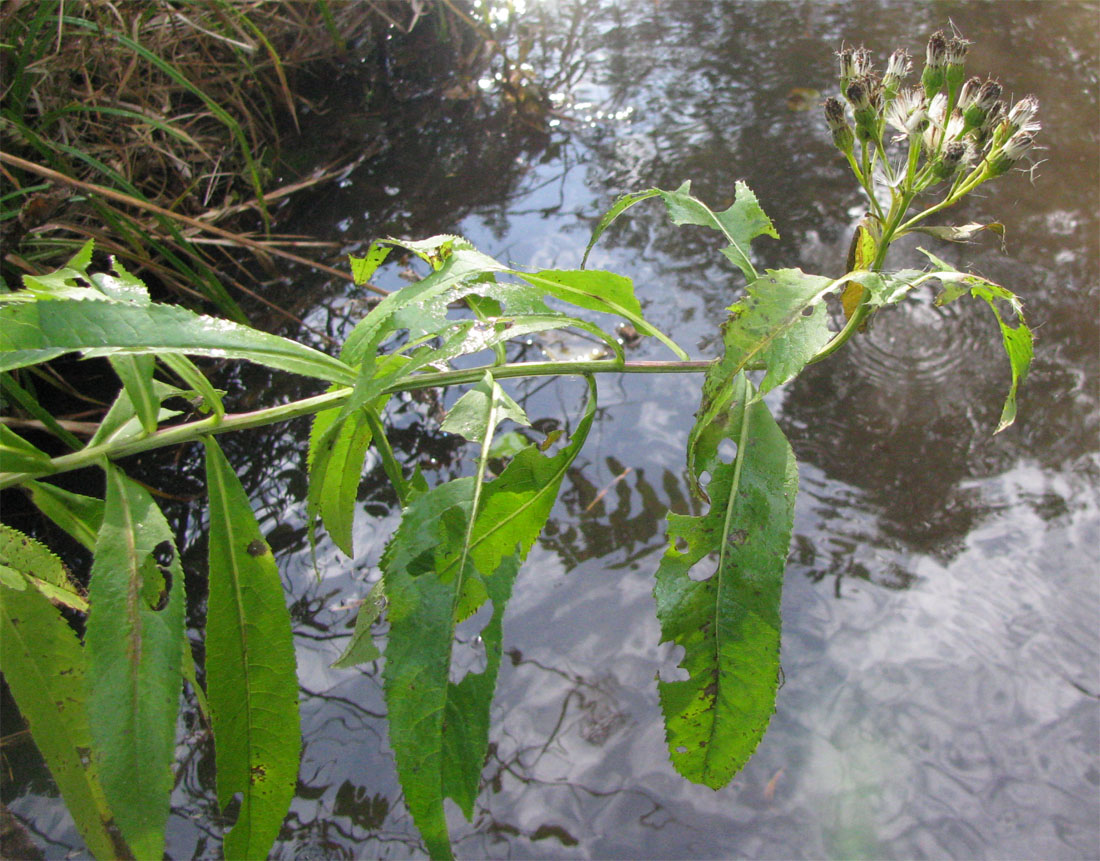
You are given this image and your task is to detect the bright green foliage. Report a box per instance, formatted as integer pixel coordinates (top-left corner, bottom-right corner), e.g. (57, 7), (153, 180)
(84, 466), (186, 860)
(654, 372), (797, 788)
(331, 579), (385, 667)
(204, 437), (302, 861)
(0, 424), (55, 475)
(0, 558), (124, 861)
(309, 400), (381, 558)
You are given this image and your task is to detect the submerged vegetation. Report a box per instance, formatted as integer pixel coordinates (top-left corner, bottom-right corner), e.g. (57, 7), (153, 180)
(0, 22), (1042, 861)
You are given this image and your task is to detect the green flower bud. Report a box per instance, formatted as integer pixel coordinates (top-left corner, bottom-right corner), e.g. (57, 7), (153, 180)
(824, 96), (855, 153)
(962, 79), (1002, 133)
(945, 37), (970, 90)
(921, 30), (948, 97)
(932, 140), (968, 180)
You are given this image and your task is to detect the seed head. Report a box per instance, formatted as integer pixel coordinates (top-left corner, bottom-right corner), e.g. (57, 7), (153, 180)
(1005, 95), (1041, 136)
(987, 130), (1036, 176)
(885, 87), (928, 139)
(933, 140), (969, 179)
(883, 49), (911, 97)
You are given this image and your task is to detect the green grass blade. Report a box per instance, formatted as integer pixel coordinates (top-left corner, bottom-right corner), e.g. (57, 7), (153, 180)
(203, 436), (301, 861)
(84, 466), (186, 859)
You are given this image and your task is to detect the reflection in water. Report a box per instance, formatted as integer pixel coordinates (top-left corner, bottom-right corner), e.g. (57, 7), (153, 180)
(5, 2), (1097, 859)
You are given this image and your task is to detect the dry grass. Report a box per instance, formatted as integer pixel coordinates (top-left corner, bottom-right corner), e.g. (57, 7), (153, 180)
(0, 0), (431, 319)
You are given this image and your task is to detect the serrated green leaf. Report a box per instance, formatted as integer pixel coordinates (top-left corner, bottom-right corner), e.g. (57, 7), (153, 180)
(203, 437), (301, 861)
(723, 268), (837, 394)
(0, 523), (86, 612)
(658, 180), (778, 282)
(0, 564), (124, 861)
(383, 377), (597, 859)
(0, 424), (55, 475)
(84, 466), (185, 860)
(656, 372), (797, 789)
(687, 269), (834, 497)
(349, 241), (392, 286)
(0, 297), (355, 384)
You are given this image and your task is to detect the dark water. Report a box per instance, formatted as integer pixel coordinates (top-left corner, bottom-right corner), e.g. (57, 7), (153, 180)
(6, 2), (1098, 859)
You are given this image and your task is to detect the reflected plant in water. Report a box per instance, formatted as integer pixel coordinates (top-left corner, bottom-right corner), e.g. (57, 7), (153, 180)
(0, 29), (1037, 860)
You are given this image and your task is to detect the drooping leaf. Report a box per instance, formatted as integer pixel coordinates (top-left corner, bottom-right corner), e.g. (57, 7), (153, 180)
(0, 372), (83, 451)
(656, 372), (797, 789)
(923, 250), (1033, 432)
(158, 352), (225, 418)
(308, 399), (378, 558)
(0, 297), (355, 384)
(203, 437), (301, 861)
(83, 466), (186, 860)
(383, 377), (597, 859)
(109, 355), (159, 435)
(517, 269), (688, 360)
(0, 564), (125, 861)
(657, 180), (778, 281)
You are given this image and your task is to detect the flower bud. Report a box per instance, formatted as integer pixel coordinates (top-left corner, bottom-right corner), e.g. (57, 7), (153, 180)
(1005, 95), (1040, 136)
(824, 96), (855, 153)
(933, 140), (968, 179)
(962, 79), (1002, 132)
(921, 30), (948, 97)
(945, 37), (970, 90)
(846, 77), (881, 142)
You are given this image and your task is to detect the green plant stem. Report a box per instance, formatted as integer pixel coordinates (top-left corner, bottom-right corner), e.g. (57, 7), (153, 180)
(0, 359), (714, 489)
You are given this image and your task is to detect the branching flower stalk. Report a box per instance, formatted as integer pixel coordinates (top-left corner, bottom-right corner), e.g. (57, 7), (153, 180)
(823, 28), (1041, 342)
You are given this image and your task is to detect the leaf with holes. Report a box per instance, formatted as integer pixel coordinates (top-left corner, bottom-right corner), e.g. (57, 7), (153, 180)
(383, 377), (596, 859)
(84, 466), (185, 859)
(656, 372), (797, 789)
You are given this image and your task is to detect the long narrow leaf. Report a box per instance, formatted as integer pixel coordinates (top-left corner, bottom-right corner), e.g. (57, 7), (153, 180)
(203, 437), (301, 861)
(0, 564), (125, 861)
(84, 467), (186, 860)
(0, 297), (355, 384)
